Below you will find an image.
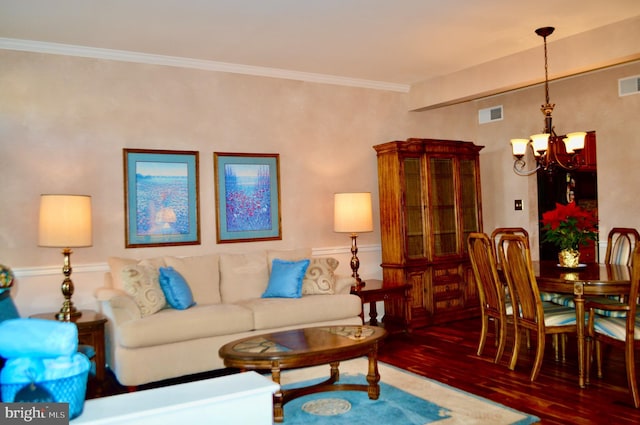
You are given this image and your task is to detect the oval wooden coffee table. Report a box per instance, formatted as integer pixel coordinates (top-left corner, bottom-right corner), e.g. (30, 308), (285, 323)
(218, 325), (387, 422)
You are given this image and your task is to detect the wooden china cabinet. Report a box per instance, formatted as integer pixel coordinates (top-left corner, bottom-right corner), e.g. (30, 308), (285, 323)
(373, 138), (484, 329)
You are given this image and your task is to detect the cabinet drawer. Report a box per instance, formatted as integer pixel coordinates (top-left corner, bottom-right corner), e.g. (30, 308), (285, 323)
(433, 282), (460, 297)
(432, 266), (462, 284)
(435, 297), (464, 311)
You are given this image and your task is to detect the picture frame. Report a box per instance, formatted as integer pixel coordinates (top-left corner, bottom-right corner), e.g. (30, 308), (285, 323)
(214, 152), (282, 243)
(123, 149), (200, 248)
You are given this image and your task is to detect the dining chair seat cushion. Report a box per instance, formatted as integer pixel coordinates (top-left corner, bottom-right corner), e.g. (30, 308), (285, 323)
(549, 294), (576, 307)
(541, 302), (578, 326)
(539, 291), (560, 302)
(550, 293), (631, 318)
(592, 316), (640, 341)
(549, 294), (627, 318)
(588, 296), (632, 318)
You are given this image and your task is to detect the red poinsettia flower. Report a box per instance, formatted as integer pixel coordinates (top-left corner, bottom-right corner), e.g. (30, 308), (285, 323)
(541, 202), (598, 250)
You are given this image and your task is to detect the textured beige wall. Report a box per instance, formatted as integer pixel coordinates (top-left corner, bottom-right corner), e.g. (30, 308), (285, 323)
(2, 49), (639, 315)
(0, 50), (415, 265)
(0, 50), (418, 314)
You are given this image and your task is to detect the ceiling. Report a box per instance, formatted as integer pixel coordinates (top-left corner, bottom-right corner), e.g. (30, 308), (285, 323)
(1, 0), (640, 89)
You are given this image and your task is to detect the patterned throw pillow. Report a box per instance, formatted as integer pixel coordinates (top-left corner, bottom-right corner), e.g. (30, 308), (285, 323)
(302, 257), (339, 295)
(121, 265), (166, 317)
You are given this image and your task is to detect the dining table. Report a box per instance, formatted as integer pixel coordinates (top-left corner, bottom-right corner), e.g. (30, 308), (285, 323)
(533, 260), (631, 388)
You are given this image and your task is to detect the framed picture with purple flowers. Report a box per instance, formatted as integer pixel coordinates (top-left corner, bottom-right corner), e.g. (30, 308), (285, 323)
(214, 152), (281, 243)
(123, 149), (201, 248)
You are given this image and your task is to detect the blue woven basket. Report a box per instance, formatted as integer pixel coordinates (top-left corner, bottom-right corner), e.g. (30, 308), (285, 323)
(1, 369), (89, 419)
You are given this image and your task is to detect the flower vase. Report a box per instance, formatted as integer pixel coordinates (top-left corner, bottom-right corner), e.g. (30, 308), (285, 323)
(558, 249), (580, 268)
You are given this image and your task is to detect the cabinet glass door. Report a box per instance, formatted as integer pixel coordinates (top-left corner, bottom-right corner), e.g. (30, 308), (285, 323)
(460, 159), (479, 253)
(404, 157), (425, 258)
(429, 158), (456, 256)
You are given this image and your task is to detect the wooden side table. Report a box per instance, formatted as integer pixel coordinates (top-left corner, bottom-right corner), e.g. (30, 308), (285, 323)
(351, 279), (411, 332)
(30, 310), (108, 382)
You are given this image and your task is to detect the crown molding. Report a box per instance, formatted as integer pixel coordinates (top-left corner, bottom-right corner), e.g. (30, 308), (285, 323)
(0, 38), (409, 93)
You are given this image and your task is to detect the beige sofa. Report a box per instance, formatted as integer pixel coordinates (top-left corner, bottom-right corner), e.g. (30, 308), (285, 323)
(94, 248), (363, 386)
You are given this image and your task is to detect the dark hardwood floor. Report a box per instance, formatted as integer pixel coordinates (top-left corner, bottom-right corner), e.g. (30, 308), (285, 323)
(89, 318), (640, 424)
(378, 318), (640, 425)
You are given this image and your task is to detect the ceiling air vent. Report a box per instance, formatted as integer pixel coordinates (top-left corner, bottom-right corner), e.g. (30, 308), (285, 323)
(619, 75), (640, 97)
(478, 105), (503, 124)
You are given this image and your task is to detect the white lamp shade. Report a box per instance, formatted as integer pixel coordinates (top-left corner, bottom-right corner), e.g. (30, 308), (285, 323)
(563, 132), (586, 153)
(334, 192), (373, 233)
(530, 133), (550, 157)
(39, 194), (93, 247)
(510, 139), (529, 157)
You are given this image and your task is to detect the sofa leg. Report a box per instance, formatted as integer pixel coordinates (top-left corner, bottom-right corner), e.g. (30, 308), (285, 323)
(126, 386), (137, 393)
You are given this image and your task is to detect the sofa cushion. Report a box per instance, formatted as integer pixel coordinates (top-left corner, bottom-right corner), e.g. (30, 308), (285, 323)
(117, 304), (254, 348)
(121, 264), (166, 317)
(219, 252), (269, 304)
(108, 256), (166, 292)
(238, 294), (362, 330)
(267, 248), (312, 272)
(159, 267), (196, 310)
(164, 254), (221, 304)
(302, 257), (339, 295)
(262, 259), (310, 299)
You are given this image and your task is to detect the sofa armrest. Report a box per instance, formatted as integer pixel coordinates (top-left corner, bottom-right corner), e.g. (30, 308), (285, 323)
(95, 289), (142, 326)
(95, 287), (128, 302)
(334, 275), (357, 294)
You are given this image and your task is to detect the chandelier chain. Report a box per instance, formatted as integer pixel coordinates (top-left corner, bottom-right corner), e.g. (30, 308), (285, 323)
(543, 33), (550, 106)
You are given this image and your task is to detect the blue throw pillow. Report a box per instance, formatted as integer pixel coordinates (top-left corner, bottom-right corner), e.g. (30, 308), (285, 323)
(262, 259), (310, 299)
(159, 267), (195, 310)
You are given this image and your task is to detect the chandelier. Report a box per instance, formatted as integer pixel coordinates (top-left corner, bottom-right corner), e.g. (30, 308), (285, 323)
(510, 27), (586, 176)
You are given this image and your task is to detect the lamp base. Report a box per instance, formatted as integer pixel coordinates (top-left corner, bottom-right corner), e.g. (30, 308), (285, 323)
(349, 234), (367, 289)
(56, 306), (82, 322)
(56, 248), (82, 322)
(353, 278), (366, 290)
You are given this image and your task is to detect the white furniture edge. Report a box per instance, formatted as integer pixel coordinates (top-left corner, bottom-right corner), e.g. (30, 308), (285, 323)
(73, 372), (279, 424)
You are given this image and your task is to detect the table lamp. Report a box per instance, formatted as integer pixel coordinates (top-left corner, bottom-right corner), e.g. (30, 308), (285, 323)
(38, 194), (93, 321)
(334, 192), (373, 288)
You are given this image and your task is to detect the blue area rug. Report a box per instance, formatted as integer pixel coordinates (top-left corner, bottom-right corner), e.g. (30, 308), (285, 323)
(280, 359), (540, 425)
(283, 375), (449, 424)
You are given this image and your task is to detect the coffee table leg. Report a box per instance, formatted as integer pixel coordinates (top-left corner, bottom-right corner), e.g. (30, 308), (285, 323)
(271, 361), (284, 423)
(366, 346), (381, 400)
(330, 361), (340, 382)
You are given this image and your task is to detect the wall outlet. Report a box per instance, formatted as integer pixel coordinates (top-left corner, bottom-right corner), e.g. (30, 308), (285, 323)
(514, 199), (523, 211)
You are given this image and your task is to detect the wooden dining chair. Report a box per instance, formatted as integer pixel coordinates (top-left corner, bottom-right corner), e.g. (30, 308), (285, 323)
(557, 228), (640, 309)
(468, 232), (513, 363)
(605, 228), (640, 266)
(498, 233), (577, 381)
(491, 227), (541, 349)
(491, 227), (561, 303)
(586, 244), (640, 408)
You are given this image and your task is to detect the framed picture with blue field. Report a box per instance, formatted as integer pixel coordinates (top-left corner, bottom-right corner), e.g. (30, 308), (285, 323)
(214, 152), (281, 243)
(123, 148), (201, 248)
